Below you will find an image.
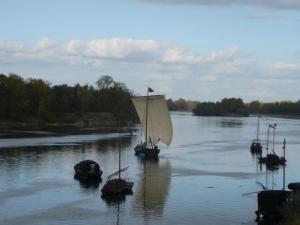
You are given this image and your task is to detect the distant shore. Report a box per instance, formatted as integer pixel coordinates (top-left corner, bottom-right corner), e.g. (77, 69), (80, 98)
(0, 112), (133, 138)
(259, 114), (300, 120)
(1, 113), (300, 139)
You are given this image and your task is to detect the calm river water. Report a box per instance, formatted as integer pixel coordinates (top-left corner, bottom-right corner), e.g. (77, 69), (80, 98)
(1, 112), (300, 225)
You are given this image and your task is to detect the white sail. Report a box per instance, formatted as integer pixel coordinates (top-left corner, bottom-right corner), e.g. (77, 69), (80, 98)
(131, 95), (173, 147)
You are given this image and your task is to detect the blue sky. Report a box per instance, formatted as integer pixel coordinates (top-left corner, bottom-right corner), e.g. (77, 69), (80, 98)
(0, 0), (299, 101)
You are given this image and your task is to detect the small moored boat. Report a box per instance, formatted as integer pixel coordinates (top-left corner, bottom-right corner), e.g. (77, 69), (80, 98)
(74, 160), (103, 183)
(101, 131), (134, 196)
(101, 167), (134, 196)
(250, 116), (262, 154)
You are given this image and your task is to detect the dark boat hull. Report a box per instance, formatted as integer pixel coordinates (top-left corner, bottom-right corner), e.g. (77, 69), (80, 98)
(288, 182), (300, 191)
(74, 160), (103, 182)
(134, 144), (160, 158)
(250, 142), (262, 154)
(101, 178), (134, 196)
(258, 154), (286, 168)
(256, 190), (290, 221)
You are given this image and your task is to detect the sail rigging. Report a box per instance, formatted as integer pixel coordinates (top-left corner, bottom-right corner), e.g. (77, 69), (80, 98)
(131, 95), (173, 147)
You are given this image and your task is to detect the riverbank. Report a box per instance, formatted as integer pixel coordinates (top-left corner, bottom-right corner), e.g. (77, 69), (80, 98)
(0, 112), (133, 138)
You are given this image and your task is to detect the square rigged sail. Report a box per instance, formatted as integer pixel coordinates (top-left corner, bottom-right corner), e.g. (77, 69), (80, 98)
(131, 95), (173, 147)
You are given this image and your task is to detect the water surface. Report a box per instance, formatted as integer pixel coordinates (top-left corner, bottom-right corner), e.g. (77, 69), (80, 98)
(1, 113), (300, 225)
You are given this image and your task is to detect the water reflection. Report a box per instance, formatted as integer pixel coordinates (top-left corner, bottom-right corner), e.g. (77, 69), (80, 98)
(101, 195), (127, 225)
(75, 177), (102, 189)
(133, 159), (171, 218)
(101, 194), (126, 207)
(1, 115), (300, 225)
(220, 118), (244, 128)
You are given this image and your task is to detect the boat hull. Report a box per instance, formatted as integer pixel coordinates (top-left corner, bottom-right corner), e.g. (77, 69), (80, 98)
(258, 154), (286, 169)
(256, 190), (290, 221)
(250, 142), (262, 154)
(101, 178), (134, 196)
(74, 160), (103, 183)
(134, 144), (160, 158)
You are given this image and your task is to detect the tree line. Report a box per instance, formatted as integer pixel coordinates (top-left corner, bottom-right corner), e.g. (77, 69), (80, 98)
(1, 73), (300, 123)
(192, 98), (300, 117)
(0, 74), (136, 124)
(167, 98), (199, 112)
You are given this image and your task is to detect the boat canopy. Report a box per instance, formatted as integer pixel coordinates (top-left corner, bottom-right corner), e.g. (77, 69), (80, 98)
(131, 95), (173, 147)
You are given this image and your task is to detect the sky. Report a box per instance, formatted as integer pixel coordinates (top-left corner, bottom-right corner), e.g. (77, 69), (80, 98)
(0, 0), (299, 102)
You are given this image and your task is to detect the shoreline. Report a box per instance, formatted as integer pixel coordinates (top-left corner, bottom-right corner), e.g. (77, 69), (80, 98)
(1, 113), (299, 139)
(0, 112), (136, 138)
(0, 126), (134, 139)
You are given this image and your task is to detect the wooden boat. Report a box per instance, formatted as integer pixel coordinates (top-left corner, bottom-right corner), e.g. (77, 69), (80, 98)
(258, 153), (286, 168)
(288, 182), (300, 192)
(74, 160), (102, 183)
(256, 189), (290, 221)
(258, 124), (286, 169)
(250, 116), (262, 154)
(101, 133), (134, 196)
(257, 153), (290, 222)
(131, 88), (173, 158)
(101, 169), (134, 196)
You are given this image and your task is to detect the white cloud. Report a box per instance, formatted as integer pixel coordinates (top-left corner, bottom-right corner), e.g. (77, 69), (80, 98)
(83, 38), (159, 60)
(138, 0), (300, 10)
(1, 38), (300, 101)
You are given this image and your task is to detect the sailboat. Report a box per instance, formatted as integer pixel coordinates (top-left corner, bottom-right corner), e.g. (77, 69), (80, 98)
(258, 124), (286, 169)
(131, 87), (173, 158)
(256, 139), (290, 222)
(101, 131), (134, 196)
(250, 115), (262, 154)
(244, 139), (290, 222)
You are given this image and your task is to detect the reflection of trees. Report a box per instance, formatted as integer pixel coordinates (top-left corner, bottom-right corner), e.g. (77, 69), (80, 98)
(220, 118), (243, 128)
(0, 135), (135, 186)
(83, 136), (133, 153)
(133, 159), (171, 218)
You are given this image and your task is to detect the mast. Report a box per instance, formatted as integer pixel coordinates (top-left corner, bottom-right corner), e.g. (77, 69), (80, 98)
(272, 125), (276, 154)
(118, 126), (121, 179)
(256, 116), (260, 142)
(145, 88), (149, 145)
(266, 125), (270, 155)
(283, 138), (286, 190)
(131, 94), (173, 147)
(267, 123), (276, 154)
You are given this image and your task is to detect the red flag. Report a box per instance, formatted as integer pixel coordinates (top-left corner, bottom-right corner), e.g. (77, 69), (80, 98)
(148, 87), (154, 92)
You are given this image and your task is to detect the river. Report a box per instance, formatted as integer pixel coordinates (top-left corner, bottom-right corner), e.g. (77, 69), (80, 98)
(1, 112), (300, 225)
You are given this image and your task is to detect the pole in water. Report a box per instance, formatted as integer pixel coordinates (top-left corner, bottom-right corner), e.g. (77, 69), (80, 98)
(256, 116), (260, 142)
(118, 125), (121, 180)
(145, 88), (149, 146)
(283, 138), (286, 160)
(272, 124), (276, 154)
(283, 138), (286, 190)
(266, 125), (270, 155)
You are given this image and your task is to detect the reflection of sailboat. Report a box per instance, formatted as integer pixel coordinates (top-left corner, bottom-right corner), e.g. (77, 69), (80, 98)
(133, 160), (171, 217)
(131, 88), (173, 158)
(101, 131), (134, 196)
(250, 116), (262, 154)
